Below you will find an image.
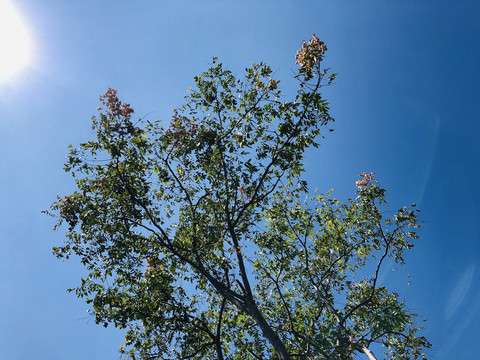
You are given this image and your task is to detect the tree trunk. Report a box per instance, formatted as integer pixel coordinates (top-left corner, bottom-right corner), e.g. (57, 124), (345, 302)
(362, 346), (377, 360)
(245, 299), (291, 360)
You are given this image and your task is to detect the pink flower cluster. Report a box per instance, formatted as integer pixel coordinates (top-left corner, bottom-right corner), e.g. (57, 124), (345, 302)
(355, 172), (377, 188)
(98, 88), (134, 119)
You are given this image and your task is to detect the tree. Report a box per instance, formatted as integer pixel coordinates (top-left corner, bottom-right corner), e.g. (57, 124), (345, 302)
(48, 35), (431, 359)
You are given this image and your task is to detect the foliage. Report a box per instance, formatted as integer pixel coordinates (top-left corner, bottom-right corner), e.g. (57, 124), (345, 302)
(48, 35), (430, 359)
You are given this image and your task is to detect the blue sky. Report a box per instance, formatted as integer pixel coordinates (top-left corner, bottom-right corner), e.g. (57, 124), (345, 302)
(1, 0), (479, 358)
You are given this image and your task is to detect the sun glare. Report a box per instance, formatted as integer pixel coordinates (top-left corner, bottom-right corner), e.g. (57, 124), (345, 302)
(0, 0), (31, 82)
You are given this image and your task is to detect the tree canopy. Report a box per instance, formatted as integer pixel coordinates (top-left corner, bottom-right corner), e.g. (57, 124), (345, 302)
(49, 35), (431, 359)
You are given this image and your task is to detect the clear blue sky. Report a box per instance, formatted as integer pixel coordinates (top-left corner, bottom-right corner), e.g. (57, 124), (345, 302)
(1, 0), (479, 358)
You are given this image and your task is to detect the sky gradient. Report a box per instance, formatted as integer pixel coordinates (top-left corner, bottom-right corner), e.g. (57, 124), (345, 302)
(1, 0), (479, 358)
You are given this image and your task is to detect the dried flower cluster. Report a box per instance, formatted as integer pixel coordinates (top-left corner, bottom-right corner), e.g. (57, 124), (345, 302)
(145, 257), (163, 276)
(355, 172), (378, 188)
(268, 78), (280, 91)
(58, 195), (79, 229)
(295, 34), (327, 70)
(237, 183), (249, 203)
(98, 88), (134, 119)
(165, 110), (199, 148)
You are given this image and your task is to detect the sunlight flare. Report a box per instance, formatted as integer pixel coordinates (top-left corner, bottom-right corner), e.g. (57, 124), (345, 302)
(0, 0), (31, 82)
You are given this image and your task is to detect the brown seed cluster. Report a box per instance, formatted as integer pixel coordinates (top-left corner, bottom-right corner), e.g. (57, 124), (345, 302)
(295, 34), (327, 70)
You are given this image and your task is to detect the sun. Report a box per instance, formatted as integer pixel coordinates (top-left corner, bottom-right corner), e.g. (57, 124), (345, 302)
(0, 0), (31, 82)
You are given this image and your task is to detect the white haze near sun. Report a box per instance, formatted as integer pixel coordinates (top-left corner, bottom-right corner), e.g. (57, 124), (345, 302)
(0, 0), (31, 82)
